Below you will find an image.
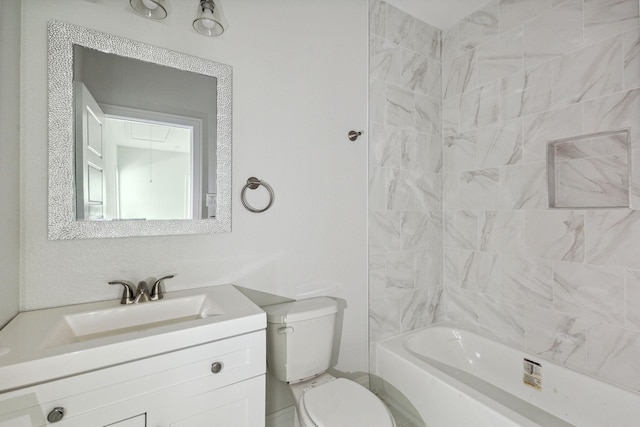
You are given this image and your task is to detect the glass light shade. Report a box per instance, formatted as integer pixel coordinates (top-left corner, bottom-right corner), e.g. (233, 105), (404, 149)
(193, 0), (226, 36)
(130, 0), (169, 20)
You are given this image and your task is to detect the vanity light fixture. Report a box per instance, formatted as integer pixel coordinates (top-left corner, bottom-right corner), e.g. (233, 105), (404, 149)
(130, 0), (170, 20)
(193, 0), (226, 37)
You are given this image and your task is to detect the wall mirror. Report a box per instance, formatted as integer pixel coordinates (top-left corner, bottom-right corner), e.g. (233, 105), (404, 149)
(48, 21), (231, 239)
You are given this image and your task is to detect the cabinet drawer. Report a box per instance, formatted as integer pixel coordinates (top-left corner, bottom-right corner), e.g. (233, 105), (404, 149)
(0, 330), (265, 425)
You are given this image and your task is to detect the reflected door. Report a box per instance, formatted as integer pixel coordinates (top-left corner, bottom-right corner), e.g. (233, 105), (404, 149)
(75, 83), (106, 220)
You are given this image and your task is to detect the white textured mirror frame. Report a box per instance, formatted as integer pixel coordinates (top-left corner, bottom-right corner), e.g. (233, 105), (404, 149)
(47, 21), (232, 239)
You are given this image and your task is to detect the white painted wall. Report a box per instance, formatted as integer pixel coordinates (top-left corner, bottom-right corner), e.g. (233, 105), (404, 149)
(20, 0), (369, 377)
(0, 0), (21, 328)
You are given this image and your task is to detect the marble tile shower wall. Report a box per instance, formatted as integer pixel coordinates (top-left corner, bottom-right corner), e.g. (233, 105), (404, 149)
(368, 0), (444, 344)
(442, 0), (640, 392)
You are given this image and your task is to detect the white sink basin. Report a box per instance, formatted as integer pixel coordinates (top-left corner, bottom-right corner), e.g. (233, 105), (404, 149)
(0, 284), (265, 393)
(44, 293), (224, 347)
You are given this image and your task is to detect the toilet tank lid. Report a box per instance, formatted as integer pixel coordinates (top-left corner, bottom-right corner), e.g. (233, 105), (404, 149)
(263, 297), (338, 324)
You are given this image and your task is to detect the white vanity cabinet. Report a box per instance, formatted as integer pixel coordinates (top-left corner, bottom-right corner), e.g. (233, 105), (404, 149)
(0, 331), (265, 427)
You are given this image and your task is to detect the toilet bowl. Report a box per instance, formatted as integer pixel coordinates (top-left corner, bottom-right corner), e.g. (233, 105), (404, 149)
(263, 298), (395, 427)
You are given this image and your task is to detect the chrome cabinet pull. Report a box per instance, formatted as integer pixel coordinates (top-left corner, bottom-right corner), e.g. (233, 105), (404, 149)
(47, 407), (65, 423)
(211, 361), (223, 374)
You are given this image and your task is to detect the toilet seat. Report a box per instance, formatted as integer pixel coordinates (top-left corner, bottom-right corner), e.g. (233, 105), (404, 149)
(298, 378), (395, 427)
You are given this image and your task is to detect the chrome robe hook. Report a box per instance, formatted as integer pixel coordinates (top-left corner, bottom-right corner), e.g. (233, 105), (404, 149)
(348, 130), (363, 141)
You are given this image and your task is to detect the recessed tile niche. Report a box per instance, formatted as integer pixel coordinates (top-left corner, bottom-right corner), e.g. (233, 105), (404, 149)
(547, 129), (631, 209)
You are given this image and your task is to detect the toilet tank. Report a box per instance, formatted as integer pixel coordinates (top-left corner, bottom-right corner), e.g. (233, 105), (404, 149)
(264, 297), (338, 383)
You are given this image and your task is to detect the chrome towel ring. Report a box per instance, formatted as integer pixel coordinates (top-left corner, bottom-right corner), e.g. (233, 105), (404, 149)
(241, 177), (275, 213)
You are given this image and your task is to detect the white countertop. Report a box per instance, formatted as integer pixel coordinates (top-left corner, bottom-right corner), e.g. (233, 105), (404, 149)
(0, 284), (265, 393)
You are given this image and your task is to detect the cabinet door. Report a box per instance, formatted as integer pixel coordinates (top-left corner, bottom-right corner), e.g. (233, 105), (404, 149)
(152, 375), (265, 427)
(0, 415), (33, 427)
(105, 414), (146, 426)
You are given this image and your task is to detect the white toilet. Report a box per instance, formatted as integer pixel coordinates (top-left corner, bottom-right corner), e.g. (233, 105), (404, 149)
(264, 297), (396, 427)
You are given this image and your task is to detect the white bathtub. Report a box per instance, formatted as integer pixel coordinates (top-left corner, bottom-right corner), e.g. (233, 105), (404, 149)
(375, 325), (640, 427)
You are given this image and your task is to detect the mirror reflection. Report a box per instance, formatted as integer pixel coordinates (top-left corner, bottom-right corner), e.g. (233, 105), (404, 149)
(73, 45), (217, 220)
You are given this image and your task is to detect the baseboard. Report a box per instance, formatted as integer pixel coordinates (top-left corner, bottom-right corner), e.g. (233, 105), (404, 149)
(266, 405), (295, 427)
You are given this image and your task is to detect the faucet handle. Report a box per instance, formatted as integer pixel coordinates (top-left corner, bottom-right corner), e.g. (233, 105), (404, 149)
(109, 280), (136, 305)
(150, 274), (176, 301)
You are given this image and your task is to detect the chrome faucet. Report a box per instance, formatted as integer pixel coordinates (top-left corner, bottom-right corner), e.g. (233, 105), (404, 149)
(109, 274), (175, 304)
